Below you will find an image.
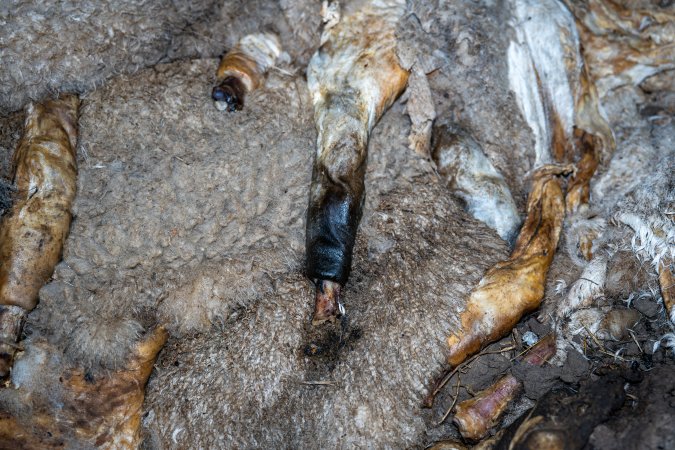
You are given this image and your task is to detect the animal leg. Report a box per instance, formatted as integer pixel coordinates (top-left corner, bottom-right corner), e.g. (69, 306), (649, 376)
(305, 0), (409, 324)
(447, 165), (572, 367)
(212, 33), (282, 112)
(0, 95), (79, 377)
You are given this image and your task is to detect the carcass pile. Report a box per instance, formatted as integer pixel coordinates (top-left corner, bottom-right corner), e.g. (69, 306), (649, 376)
(0, 0), (672, 448)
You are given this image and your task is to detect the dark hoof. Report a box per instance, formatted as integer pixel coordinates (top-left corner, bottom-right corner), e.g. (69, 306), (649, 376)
(212, 76), (246, 112)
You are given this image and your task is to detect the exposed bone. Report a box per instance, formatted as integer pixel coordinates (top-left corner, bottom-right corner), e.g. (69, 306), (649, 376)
(564, 0), (675, 96)
(0, 326), (167, 449)
(452, 335), (556, 441)
(432, 123), (521, 244)
(447, 165), (571, 367)
(212, 33), (282, 111)
(0, 95), (79, 376)
(454, 374), (522, 441)
(305, 0), (409, 324)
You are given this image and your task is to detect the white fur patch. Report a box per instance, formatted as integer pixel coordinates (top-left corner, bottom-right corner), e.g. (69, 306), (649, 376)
(558, 256), (607, 318)
(618, 212), (675, 270)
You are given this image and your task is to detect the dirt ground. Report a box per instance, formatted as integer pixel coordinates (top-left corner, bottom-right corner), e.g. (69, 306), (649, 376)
(0, 0), (673, 449)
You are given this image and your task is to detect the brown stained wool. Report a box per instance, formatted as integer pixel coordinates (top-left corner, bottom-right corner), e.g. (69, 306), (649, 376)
(28, 59), (316, 370)
(0, 0), (672, 448)
(0, 1), (322, 116)
(564, 0), (675, 97)
(0, 0), (219, 114)
(396, 0), (538, 208)
(143, 180), (507, 448)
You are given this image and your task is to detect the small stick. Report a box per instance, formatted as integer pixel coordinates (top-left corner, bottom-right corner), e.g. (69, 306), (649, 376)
(438, 375), (462, 425)
(425, 346), (515, 408)
(299, 380), (338, 386)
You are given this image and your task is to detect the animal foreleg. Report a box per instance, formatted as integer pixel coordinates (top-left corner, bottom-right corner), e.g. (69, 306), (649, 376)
(0, 95), (79, 377)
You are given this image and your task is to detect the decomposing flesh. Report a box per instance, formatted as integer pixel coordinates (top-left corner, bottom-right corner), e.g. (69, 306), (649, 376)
(0, 95), (79, 377)
(212, 33), (282, 112)
(305, 0), (409, 324)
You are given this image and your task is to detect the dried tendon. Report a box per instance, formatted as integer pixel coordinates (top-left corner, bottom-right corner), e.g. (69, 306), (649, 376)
(447, 165), (571, 367)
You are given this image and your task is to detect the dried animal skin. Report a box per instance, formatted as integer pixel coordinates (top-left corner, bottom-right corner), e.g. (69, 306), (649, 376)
(0, 95), (79, 310)
(212, 33), (282, 111)
(507, 0), (614, 214)
(564, 0), (675, 96)
(659, 259), (675, 323)
(0, 327), (167, 449)
(432, 124), (521, 244)
(447, 165), (571, 367)
(0, 96), (79, 376)
(305, 0), (409, 324)
(453, 335), (556, 441)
